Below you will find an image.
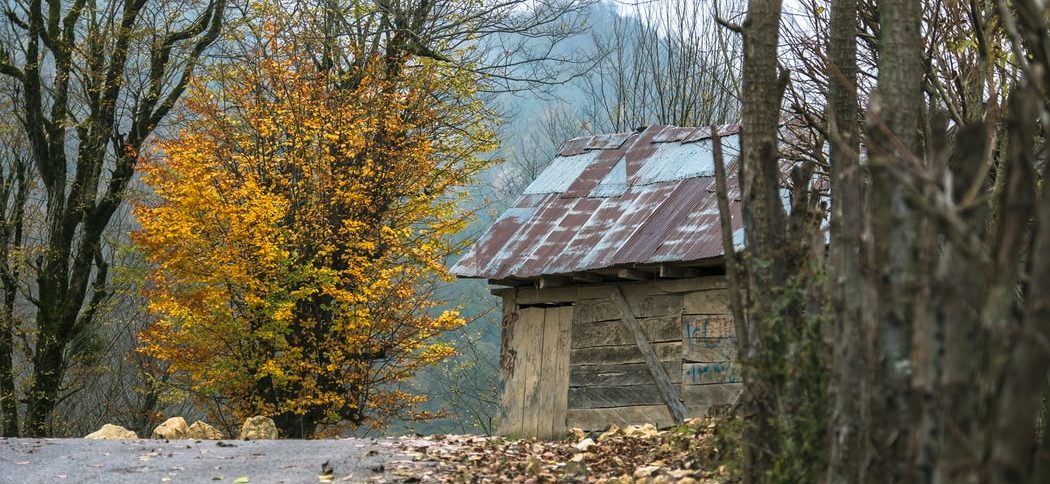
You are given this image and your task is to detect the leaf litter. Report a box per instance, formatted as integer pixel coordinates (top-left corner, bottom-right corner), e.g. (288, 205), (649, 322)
(390, 417), (737, 483)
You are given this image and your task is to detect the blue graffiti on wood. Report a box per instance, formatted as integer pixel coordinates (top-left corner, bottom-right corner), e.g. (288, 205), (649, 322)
(684, 362), (740, 384)
(683, 315), (734, 340)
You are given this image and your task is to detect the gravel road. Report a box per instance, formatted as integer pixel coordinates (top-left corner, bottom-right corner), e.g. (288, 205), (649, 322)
(0, 437), (434, 483)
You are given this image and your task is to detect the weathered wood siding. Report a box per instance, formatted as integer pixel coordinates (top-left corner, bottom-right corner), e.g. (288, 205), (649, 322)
(564, 278), (742, 430)
(496, 276), (743, 437)
(679, 288), (740, 418)
(496, 304), (572, 439)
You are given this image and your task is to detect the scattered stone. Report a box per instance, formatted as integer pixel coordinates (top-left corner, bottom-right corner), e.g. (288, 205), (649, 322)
(598, 424), (622, 442)
(633, 465), (660, 479)
(574, 438), (597, 452)
(238, 416), (278, 440)
(668, 469), (693, 479)
(186, 420), (224, 440)
(564, 454), (588, 475)
(84, 424), (138, 440)
(624, 423), (660, 438)
(152, 417), (189, 439)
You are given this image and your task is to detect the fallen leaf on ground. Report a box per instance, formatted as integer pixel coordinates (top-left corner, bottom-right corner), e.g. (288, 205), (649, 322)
(390, 417), (738, 483)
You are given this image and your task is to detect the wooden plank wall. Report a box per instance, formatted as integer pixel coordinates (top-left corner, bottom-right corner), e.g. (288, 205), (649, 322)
(565, 280), (743, 430)
(567, 291), (684, 428)
(497, 304), (573, 439)
(535, 306), (572, 439)
(680, 289), (742, 417)
(496, 303), (531, 436)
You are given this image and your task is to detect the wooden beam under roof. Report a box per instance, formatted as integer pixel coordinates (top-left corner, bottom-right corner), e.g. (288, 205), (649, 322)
(571, 272), (604, 284)
(659, 265), (701, 278)
(617, 268), (654, 281)
(538, 275), (571, 289)
(488, 278), (530, 288)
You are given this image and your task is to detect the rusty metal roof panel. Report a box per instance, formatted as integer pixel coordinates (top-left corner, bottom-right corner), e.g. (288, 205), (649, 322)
(522, 150), (602, 195)
(450, 124), (744, 280)
(558, 132), (633, 156)
(589, 158), (628, 198)
(633, 140), (718, 185)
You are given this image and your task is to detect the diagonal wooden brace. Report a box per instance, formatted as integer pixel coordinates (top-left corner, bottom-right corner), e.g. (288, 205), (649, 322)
(608, 285), (688, 425)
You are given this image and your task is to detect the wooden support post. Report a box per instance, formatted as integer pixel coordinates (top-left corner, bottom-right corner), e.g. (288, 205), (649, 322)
(607, 285), (689, 425)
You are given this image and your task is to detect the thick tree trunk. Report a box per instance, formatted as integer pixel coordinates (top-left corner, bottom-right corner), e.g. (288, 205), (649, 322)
(739, 0), (787, 478)
(865, 0), (923, 479)
(825, 0), (866, 479)
(23, 334), (67, 436)
(0, 303), (16, 436)
(273, 410), (322, 439)
(988, 85), (1050, 483)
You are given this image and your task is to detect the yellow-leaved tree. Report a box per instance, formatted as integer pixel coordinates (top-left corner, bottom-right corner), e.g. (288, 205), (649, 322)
(134, 22), (496, 437)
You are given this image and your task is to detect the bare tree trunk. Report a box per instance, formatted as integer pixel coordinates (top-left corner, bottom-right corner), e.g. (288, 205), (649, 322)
(0, 154), (26, 437)
(825, 0), (866, 479)
(739, 0), (787, 477)
(0, 0), (226, 436)
(988, 84), (1049, 483)
(865, 0), (923, 479)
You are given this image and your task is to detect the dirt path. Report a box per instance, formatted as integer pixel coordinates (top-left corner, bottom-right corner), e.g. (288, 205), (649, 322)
(0, 436), (434, 483)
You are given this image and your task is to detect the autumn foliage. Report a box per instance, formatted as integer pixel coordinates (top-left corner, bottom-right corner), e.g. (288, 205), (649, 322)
(134, 32), (495, 437)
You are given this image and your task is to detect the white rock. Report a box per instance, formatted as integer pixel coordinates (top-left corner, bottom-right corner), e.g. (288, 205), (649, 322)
(634, 465), (661, 478)
(574, 437), (597, 452)
(598, 424), (622, 442)
(238, 415), (278, 440)
(84, 424), (138, 440)
(624, 423), (660, 438)
(151, 416), (189, 439)
(186, 420), (224, 440)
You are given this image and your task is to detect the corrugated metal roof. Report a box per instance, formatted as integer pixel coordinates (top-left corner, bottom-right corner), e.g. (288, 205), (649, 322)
(451, 124), (744, 280)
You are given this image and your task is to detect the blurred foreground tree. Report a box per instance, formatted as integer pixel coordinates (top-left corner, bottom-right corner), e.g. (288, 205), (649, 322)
(723, 0), (1050, 481)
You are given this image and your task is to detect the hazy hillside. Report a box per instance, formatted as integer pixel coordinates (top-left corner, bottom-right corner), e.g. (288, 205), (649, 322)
(383, 2), (625, 436)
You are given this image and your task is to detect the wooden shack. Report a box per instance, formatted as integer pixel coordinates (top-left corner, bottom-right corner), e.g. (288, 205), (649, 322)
(451, 124), (745, 439)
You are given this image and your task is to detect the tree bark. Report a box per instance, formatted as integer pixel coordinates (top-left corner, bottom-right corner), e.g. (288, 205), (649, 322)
(825, 0), (866, 479)
(0, 157), (26, 437)
(0, 0), (225, 436)
(988, 85), (1049, 484)
(739, 0), (787, 477)
(865, 0), (923, 479)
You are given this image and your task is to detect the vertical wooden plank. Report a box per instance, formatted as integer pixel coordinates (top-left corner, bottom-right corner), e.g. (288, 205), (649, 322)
(548, 305), (573, 439)
(519, 307), (546, 437)
(535, 307), (558, 439)
(496, 293), (524, 436)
